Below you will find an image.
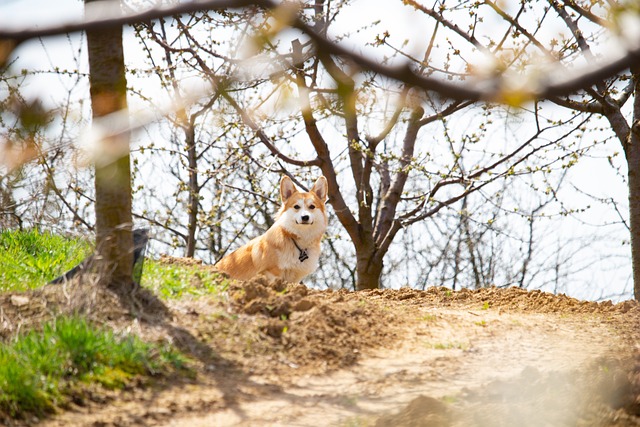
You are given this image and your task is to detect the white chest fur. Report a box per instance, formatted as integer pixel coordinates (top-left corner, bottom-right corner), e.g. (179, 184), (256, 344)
(279, 242), (320, 274)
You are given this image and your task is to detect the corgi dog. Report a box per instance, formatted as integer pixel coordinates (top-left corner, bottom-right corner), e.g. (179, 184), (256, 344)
(215, 176), (328, 283)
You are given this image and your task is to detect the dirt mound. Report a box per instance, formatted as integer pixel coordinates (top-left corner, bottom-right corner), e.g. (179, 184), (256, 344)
(0, 278), (131, 340)
(225, 276), (400, 373)
(230, 276), (313, 321)
(158, 255), (203, 266)
(366, 286), (640, 314)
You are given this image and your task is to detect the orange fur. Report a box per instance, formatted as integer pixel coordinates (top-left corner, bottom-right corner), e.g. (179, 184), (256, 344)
(215, 176), (328, 283)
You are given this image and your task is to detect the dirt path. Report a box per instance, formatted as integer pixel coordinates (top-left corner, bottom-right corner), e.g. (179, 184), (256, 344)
(163, 306), (633, 426)
(4, 274), (638, 427)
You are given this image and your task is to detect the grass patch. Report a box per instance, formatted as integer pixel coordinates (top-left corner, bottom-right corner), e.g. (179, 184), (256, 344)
(0, 230), (226, 300)
(141, 260), (229, 300)
(419, 313), (438, 323)
(430, 341), (470, 350)
(0, 229), (92, 292)
(0, 316), (185, 419)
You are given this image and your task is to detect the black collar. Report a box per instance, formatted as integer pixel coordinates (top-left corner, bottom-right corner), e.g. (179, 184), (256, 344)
(291, 237), (309, 262)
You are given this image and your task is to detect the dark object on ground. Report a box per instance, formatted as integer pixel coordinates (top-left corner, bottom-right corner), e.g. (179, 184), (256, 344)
(49, 229), (149, 285)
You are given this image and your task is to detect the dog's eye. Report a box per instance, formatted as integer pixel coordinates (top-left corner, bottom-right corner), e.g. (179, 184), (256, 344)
(309, 205), (316, 210)
(294, 205), (300, 210)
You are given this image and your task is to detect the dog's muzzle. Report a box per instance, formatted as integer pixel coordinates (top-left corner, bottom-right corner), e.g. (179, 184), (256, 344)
(297, 215), (313, 225)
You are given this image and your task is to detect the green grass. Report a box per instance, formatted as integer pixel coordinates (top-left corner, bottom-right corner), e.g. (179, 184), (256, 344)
(430, 341), (470, 350)
(0, 231), (216, 420)
(1, 229), (228, 300)
(0, 229), (92, 291)
(0, 316), (185, 419)
(141, 260), (229, 300)
(419, 313), (438, 322)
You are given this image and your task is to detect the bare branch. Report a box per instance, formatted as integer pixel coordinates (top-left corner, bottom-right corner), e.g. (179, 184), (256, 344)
(564, 1), (608, 27)
(404, 0), (492, 55)
(2, 0), (639, 103)
(484, 0), (555, 61)
(0, 0), (258, 43)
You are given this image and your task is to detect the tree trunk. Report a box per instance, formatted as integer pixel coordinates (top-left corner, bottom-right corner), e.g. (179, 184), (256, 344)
(185, 122), (198, 257)
(355, 246), (384, 291)
(628, 137), (640, 300)
(86, 0), (134, 290)
(629, 72), (640, 300)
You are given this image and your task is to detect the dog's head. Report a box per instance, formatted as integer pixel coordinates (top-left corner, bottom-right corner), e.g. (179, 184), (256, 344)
(278, 176), (328, 231)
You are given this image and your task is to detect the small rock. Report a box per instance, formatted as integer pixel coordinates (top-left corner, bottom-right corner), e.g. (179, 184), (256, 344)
(10, 295), (30, 307)
(293, 299), (314, 312)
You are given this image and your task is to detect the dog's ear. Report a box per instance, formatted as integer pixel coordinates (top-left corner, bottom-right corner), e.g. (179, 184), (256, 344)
(311, 176), (328, 202)
(280, 176), (297, 202)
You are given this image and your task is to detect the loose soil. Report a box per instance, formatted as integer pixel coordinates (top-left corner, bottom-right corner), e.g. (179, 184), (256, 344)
(1, 260), (639, 426)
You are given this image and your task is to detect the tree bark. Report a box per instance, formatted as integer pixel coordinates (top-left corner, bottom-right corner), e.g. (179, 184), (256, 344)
(86, 0), (134, 289)
(185, 121), (199, 257)
(355, 247), (384, 291)
(627, 137), (640, 300)
(596, 71), (640, 301)
(628, 71), (640, 300)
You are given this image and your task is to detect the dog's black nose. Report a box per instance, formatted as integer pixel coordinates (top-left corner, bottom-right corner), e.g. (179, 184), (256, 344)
(301, 215), (309, 222)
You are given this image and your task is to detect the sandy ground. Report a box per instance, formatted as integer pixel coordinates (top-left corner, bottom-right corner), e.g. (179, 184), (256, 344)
(168, 307), (633, 427)
(2, 269), (639, 426)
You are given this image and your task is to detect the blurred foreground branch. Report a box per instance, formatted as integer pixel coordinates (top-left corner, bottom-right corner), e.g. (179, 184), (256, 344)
(0, 0), (638, 103)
